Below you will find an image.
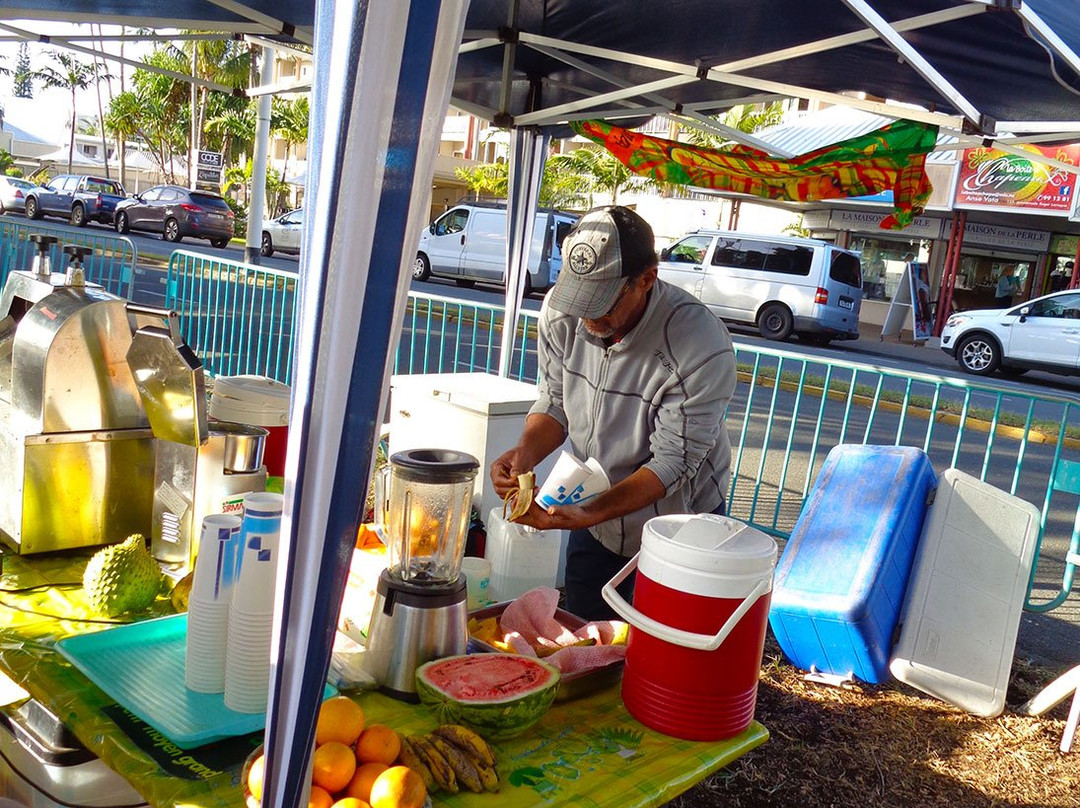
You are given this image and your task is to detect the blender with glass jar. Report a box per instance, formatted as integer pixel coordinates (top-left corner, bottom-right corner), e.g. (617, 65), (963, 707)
(365, 448), (479, 700)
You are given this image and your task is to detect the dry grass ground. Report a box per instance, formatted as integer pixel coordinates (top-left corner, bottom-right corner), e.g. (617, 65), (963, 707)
(668, 635), (1079, 808)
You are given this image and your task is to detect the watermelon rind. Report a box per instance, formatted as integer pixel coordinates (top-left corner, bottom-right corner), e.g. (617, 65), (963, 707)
(415, 654), (561, 740)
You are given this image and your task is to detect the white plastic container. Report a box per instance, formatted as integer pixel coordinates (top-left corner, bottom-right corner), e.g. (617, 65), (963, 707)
(209, 375), (291, 477)
(484, 507), (561, 602)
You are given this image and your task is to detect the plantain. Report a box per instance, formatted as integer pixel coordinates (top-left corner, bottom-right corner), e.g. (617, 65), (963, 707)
(170, 571), (194, 612)
(474, 759), (500, 793)
(428, 735), (484, 794)
(432, 724), (496, 769)
(397, 736), (437, 793)
(409, 734), (457, 794)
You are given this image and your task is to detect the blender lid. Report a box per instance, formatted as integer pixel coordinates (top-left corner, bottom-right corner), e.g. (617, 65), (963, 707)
(389, 448), (479, 481)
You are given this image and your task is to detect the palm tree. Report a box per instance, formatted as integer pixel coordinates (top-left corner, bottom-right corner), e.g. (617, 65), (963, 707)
(549, 146), (648, 206)
(206, 102), (256, 168)
(271, 95), (309, 192)
(104, 91), (142, 188)
(34, 50), (110, 173)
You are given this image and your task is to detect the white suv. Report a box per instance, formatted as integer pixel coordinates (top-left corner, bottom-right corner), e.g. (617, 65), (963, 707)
(940, 290), (1080, 377)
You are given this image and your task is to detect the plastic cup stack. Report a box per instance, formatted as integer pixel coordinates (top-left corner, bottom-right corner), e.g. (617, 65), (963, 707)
(224, 492), (283, 713)
(185, 514), (242, 694)
(536, 450), (610, 508)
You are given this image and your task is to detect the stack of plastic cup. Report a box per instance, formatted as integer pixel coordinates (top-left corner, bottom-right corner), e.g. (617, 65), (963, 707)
(185, 514), (243, 693)
(224, 492), (283, 713)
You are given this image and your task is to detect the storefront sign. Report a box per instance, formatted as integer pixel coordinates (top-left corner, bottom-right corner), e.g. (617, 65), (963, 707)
(962, 221), (1050, 251)
(1050, 234), (1079, 256)
(955, 144), (1080, 215)
(829, 209), (944, 240)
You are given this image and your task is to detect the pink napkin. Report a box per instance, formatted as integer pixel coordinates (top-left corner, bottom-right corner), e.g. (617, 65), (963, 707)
(498, 587), (627, 674)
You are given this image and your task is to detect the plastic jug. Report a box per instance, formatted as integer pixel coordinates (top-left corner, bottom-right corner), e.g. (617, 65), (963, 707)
(484, 507), (561, 602)
(602, 514), (777, 741)
(209, 375), (291, 477)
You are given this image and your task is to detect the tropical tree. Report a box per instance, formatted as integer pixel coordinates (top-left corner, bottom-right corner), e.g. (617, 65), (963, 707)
(205, 101), (256, 167)
(104, 91), (142, 188)
(681, 102), (786, 150)
(13, 43), (32, 99)
(34, 50), (111, 173)
(455, 156), (590, 209)
(271, 95), (309, 187)
(548, 146), (651, 206)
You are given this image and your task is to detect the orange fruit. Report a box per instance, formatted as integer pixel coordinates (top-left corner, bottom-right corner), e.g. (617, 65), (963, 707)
(247, 753), (265, 802)
(369, 766), (426, 808)
(308, 785), (334, 808)
(354, 725), (401, 766)
(312, 741), (357, 794)
(344, 761), (389, 802)
(315, 696), (366, 747)
(330, 799), (371, 808)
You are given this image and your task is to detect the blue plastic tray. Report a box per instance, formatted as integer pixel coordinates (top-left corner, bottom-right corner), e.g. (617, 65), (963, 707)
(56, 613), (334, 749)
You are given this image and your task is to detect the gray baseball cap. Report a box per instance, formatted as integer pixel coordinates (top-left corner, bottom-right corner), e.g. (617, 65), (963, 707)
(548, 206), (656, 318)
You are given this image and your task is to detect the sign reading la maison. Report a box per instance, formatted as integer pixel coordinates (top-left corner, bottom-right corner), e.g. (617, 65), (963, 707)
(828, 210), (945, 240)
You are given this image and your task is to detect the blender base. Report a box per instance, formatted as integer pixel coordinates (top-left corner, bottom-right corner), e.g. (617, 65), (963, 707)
(365, 569), (468, 701)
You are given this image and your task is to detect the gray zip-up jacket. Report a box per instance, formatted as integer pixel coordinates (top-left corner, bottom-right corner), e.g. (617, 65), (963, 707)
(530, 280), (737, 556)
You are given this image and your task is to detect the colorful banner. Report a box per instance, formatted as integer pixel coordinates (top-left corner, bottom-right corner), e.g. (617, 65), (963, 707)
(956, 144), (1080, 213)
(571, 119), (939, 230)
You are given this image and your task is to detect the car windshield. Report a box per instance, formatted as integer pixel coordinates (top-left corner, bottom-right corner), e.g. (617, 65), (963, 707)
(9, 179), (34, 190)
(190, 193), (231, 211)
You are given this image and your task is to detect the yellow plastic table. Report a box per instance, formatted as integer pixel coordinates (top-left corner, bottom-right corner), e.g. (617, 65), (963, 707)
(0, 552), (767, 807)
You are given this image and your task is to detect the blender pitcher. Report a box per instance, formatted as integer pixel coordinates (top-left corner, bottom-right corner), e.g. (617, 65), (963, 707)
(375, 448), (478, 583)
(367, 448), (479, 701)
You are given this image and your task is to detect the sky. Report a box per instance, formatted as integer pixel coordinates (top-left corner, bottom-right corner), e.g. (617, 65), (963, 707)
(0, 21), (153, 146)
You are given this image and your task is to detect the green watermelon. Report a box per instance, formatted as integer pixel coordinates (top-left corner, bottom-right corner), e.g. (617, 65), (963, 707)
(415, 654), (560, 740)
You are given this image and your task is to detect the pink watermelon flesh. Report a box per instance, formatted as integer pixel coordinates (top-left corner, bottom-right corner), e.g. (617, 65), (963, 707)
(423, 654), (554, 700)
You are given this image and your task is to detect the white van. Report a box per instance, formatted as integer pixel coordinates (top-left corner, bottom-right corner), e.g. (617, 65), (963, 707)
(657, 230), (863, 343)
(414, 202), (579, 294)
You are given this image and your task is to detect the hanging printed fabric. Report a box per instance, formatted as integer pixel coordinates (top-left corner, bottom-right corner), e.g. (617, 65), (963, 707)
(571, 118), (938, 230)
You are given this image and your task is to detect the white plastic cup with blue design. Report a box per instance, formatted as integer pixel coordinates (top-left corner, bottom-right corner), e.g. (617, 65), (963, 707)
(231, 491), (284, 615)
(536, 450), (610, 508)
(190, 514), (244, 604)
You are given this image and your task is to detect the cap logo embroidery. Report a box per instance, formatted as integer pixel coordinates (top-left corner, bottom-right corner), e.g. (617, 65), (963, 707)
(568, 242), (599, 275)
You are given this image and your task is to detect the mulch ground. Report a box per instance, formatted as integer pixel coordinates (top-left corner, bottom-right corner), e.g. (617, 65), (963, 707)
(667, 634), (1079, 808)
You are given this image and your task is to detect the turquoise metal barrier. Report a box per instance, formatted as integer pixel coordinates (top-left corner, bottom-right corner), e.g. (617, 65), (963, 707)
(162, 255), (1079, 612)
(0, 219), (137, 297)
(164, 250), (299, 385)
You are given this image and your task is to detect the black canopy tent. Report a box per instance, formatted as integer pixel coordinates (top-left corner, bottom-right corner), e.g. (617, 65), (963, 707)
(0, 2), (1078, 807)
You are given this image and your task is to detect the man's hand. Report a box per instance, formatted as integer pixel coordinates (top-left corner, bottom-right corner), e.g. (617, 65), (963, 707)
(490, 446), (533, 499)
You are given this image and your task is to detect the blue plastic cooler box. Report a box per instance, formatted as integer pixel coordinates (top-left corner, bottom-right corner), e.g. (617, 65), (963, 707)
(768, 445), (936, 683)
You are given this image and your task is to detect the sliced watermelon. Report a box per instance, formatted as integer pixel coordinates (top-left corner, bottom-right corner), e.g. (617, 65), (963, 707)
(415, 654), (560, 740)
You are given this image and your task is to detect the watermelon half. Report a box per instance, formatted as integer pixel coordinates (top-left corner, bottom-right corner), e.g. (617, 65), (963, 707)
(415, 653), (560, 740)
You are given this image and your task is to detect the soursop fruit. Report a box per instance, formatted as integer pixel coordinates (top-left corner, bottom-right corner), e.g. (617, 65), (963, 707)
(83, 534), (165, 617)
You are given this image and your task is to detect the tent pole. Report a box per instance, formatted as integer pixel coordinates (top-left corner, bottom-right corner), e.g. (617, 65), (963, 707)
(260, 1), (469, 806)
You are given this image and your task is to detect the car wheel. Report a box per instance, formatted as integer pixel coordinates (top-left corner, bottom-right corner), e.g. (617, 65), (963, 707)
(758, 303), (795, 341)
(115, 211), (130, 234)
(210, 237), (229, 249)
(956, 333), (1001, 376)
(413, 253), (431, 281)
(163, 218), (182, 243)
(25, 198), (40, 220)
(261, 233), (274, 257)
(70, 204), (86, 227)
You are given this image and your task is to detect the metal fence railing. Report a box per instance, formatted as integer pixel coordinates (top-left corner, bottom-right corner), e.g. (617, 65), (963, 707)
(0, 219), (137, 298)
(162, 255), (1080, 613)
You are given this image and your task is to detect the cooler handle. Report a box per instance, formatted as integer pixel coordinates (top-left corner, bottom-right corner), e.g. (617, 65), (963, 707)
(601, 553), (770, 651)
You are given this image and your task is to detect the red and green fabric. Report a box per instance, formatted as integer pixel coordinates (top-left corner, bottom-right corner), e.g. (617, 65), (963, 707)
(571, 118), (939, 230)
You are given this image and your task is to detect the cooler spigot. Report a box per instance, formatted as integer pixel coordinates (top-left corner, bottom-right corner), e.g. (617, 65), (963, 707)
(28, 234), (58, 278)
(62, 245), (93, 287)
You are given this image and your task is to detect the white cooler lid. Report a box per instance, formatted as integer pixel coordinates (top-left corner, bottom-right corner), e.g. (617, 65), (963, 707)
(210, 375), (291, 424)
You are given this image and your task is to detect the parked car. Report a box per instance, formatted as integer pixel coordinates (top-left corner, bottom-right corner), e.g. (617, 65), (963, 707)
(114, 185), (234, 248)
(0, 176), (38, 214)
(24, 174), (127, 226)
(940, 289), (1080, 377)
(415, 201), (578, 294)
(657, 229), (863, 342)
(261, 208), (304, 256)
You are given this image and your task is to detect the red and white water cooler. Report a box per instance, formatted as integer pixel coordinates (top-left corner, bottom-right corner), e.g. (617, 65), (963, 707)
(603, 514), (777, 741)
(209, 375), (291, 477)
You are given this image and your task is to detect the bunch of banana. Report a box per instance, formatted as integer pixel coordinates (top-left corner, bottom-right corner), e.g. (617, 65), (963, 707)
(402, 724), (499, 794)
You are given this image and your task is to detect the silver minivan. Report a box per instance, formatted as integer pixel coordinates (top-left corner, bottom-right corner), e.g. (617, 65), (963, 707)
(415, 202), (578, 294)
(658, 230), (863, 343)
